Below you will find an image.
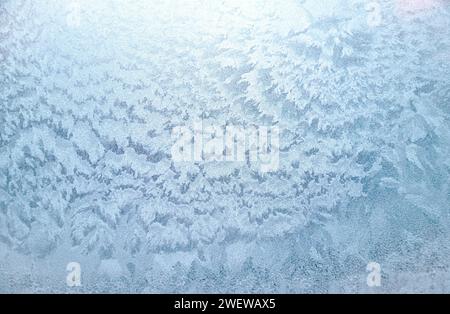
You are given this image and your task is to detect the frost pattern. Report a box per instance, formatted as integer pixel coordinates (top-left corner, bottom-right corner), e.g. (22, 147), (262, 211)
(0, 0), (450, 293)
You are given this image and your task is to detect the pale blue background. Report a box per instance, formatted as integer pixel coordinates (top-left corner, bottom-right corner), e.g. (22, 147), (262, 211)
(0, 0), (449, 293)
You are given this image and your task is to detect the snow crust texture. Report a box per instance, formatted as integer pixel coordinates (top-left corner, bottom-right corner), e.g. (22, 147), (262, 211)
(0, 0), (449, 292)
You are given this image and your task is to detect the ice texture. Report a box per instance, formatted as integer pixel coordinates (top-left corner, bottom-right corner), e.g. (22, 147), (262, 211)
(0, 0), (449, 293)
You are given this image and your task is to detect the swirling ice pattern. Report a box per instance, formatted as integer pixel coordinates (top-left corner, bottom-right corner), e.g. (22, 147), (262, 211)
(0, 0), (449, 292)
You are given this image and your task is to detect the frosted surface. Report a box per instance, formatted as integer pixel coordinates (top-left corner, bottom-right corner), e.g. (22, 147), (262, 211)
(0, 0), (449, 293)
